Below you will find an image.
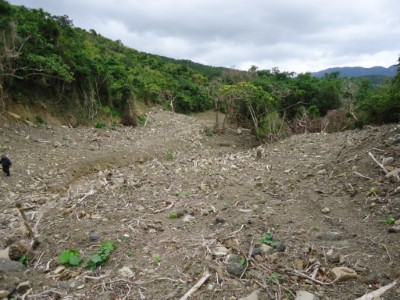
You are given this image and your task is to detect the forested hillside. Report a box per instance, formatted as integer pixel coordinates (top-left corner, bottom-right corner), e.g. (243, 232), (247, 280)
(0, 0), (399, 134)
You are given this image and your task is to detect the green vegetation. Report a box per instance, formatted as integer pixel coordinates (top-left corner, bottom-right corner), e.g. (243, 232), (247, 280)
(0, 0), (399, 133)
(59, 241), (115, 269)
(386, 216), (396, 225)
(59, 250), (82, 267)
(83, 241), (115, 270)
(168, 212), (177, 219)
(154, 255), (162, 264)
(261, 233), (278, 247)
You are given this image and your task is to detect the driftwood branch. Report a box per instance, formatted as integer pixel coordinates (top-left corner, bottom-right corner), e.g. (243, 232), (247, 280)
(179, 270), (210, 300)
(368, 151), (388, 174)
(354, 280), (397, 300)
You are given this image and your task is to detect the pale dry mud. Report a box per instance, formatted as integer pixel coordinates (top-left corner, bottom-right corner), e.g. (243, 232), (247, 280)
(0, 109), (399, 300)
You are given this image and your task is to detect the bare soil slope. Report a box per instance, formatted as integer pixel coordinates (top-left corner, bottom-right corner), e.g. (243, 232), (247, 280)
(1, 108), (400, 300)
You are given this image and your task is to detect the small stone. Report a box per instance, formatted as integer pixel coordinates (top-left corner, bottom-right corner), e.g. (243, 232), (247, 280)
(260, 244), (274, 254)
(0, 248), (9, 259)
(382, 157), (394, 166)
(0, 290), (9, 298)
(321, 207), (330, 214)
(16, 281), (31, 294)
(295, 291), (319, 300)
(331, 267), (357, 282)
(183, 215), (195, 222)
(0, 258), (26, 272)
(8, 242), (28, 261)
(239, 290), (259, 300)
(118, 266), (135, 278)
(226, 262), (245, 277)
(326, 249), (334, 257)
(53, 266), (66, 275)
(213, 246), (229, 256)
(89, 231), (101, 241)
(317, 169), (327, 175)
(388, 225), (400, 233)
(251, 248), (262, 257)
(254, 255), (264, 262)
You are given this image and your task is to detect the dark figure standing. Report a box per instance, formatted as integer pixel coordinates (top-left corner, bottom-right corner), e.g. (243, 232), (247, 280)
(0, 154), (12, 176)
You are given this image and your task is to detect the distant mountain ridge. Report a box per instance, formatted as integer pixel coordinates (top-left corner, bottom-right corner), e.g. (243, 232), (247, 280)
(312, 65), (398, 78)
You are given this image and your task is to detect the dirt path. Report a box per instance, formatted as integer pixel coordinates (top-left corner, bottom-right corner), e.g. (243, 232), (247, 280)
(1, 109), (399, 299)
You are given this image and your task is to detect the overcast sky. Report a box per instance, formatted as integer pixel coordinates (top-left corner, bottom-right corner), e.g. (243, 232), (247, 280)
(7, 0), (400, 73)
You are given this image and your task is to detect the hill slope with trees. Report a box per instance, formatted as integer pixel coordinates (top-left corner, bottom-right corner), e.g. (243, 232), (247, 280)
(0, 0), (399, 135)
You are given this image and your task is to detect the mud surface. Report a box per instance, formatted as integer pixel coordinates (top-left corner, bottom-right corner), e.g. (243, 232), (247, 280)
(1, 109), (400, 299)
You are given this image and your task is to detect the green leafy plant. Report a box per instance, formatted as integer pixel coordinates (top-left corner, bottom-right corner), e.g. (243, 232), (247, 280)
(154, 255), (162, 264)
(261, 233), (278, 247)
(59, 250), (82, 267)
(165, 150), (175, 161)
(19, 255), (29, 265)
(240, 258), (247, 265)
(184, 192), (190, 198)
(35, 115), (45, 125)
(222, 204), (231, 210)
(138, 115), (147, 126)
(259, 197), (266, 204)
(83, 241), (115, 270)
(168, 212), (177, 219)
(386, 216), (396, 224)
(95, 122), (106, 129)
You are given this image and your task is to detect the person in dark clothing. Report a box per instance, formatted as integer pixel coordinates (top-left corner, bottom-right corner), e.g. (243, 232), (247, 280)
(0, 154), (12, 176)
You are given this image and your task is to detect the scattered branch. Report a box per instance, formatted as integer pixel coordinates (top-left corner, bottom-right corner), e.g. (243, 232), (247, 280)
(368, 151), (387, 174)
(354, 280), (397, 300)
(179, 269), (210, 300)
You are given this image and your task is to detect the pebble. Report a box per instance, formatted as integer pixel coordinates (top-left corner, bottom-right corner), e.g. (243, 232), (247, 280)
(331, 267), (357, 282)
(226, 262), (245, 277)
(321, 207), (330, 214)
(118, 266), (135, 278)
(0, 258), (26, 272)
(239, 290), (259, 300)
(16, 281), (31, 294)
(89, 231), (101, 241)
(0, 290), (9, 298)
(295, 291), (319, 300)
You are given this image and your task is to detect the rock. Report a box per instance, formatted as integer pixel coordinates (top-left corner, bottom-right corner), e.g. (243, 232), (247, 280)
(89, 231), (101, 241)
(321, 207), (330, 214)
(331, 267), (357, 282)
(386, 168), (400, 179)
(388, 225), (400, 233)
(382, 157), (394, 166)
(251, 248), (262, 257)
(213, 246), (229, 256)
(317, 169), (327, 175)
(254, 255), (264, 262)
(0, 290), (9, 298)
(118, 266), (134, 278)
(260, 244), (274, 254)
(295, 291), (319, 300)
(16, 281), (31, 294)
(0, 248), (9, 259)
(274, 243), (286, 253)
(53, 266), (66, 275)
(8, 243), (28, 261)
(239, 290), (259, 300)
(183, 215), (195, 222)
(226, 262), (245, 277)
(0, 258), (26, 272)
